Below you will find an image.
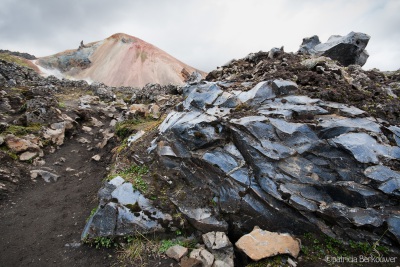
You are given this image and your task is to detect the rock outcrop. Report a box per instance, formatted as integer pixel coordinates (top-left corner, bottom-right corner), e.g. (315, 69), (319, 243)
(82, 176), (174, 240)
(151, 76), (400, 246)
(298, 31), (370, 66)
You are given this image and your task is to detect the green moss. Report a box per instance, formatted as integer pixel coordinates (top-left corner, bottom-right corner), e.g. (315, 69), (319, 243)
(300, 233), (390, 263)
(90, 236), (116, 249)
(0, 146), (18, 160)
(3, 124), (42, 136)
(109, 165), (149, 193)
(86, 206), (98, 222)
(0, 53), (34, 69)
(115, 118), (147, 139)
(58, 101), (66, 108)
(246, 256), (286, 267)
(159, 239), (184, 253)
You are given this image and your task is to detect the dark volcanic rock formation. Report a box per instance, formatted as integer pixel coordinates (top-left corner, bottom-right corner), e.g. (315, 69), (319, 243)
(151, 78), (400, 246)
(149, 80), (400, 249)
(298, 31), (370, 66)
(73, 33), (400, 254)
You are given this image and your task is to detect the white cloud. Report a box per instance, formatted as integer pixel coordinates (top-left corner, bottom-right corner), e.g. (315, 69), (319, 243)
(0, 0), (399, 71)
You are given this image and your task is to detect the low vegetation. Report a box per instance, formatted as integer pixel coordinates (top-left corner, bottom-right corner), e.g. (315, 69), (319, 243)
(0, 146), (18, 160)
(108, 165), (149, 193)
(2, 124), (42, 136)
(0, 53), (34, 69)
(115, 116), (162, 139)
(301, 232), (389, 262)
(117, 232), (196, 267)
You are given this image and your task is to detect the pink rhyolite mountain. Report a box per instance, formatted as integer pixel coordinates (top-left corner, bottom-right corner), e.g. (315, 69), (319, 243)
(37, 33), (206, 87)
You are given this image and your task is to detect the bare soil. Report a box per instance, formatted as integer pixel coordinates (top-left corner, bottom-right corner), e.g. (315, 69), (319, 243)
(0, 114), (117, 266)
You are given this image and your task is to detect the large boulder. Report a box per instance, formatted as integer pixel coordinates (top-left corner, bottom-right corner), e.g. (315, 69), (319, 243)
(81, 176), (174, 240)
(151, 78), (400, 246)
(298, 31), (370, 66)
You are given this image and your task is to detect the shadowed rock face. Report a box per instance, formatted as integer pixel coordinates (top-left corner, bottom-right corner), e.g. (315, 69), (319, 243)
(298, 31), (370, 66)
(152, 79), (400, 246)
(36, 33), (206, 87)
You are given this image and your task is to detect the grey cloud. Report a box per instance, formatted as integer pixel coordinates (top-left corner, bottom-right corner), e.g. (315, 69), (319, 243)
(0, 0), (399, 71)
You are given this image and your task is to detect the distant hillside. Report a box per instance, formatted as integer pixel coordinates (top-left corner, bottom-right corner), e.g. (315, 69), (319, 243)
(36, 33), (206, 87)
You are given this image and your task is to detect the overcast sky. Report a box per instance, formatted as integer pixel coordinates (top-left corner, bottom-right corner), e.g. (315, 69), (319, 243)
(0, 0), (399, 72)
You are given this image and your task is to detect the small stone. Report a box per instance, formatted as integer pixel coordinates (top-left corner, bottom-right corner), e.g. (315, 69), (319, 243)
(19, 151), (37, 161)
(77, 137), (91, 144)
(5, 134), (39, 153)
(149, 103), (160, 119)
(64, 242), (81, 248)
(127, 130), (145, 146)
(108, 176), (125, 187)
(110, 119), (117, 127)
(235, 227), (301, 261)
(33, 158), (46, 166)
(316, 66), (325, 74)
(190, 248), (214, 267)
(90, 117), (104, 127)
(272, 80), (298, 96)
(165, 245), (188, 261)
(82, 126), (92, 132)
(43, 126), (66, 146)
(66, 167), (75, 172)
(0, 135), (4, 145)
(30, 170), (60, 183)
(202, 232), (232, 250)
(92, 154), (101, 161)
(287, 258), (297, 267)
(180, 257), (202, 267)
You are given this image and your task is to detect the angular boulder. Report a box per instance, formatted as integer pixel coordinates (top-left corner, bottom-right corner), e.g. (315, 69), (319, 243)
(190, 248), (215, 267)
(166, 245), (188, 261)
(82, 176), (173, 240)
(298, 31), (370, 66)
(152, 78), (400, 247)
(235, 227), (301, 260)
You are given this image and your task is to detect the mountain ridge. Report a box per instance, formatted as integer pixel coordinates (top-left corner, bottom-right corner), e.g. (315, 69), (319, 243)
(36, 33), (206, 87)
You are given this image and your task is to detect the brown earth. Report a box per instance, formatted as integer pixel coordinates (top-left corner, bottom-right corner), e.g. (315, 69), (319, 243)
(0, 108), (117, 266)
(0, 86), (183, 267)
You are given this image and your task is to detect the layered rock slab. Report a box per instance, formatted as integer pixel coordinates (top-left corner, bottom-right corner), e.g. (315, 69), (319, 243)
(236, 227), (301, 260)
(152, 79), (400, 246)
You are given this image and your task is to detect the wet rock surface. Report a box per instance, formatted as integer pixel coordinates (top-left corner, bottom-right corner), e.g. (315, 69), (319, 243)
(152, 76), (400, 247)
(82, 176), (173, 240)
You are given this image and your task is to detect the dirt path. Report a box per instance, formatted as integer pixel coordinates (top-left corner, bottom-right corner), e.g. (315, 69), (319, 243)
(0, 117), (117, 266)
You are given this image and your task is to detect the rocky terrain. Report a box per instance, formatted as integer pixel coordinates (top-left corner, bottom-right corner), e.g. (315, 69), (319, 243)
(1, 31), (400, 267)
(36, 33), (206, 87)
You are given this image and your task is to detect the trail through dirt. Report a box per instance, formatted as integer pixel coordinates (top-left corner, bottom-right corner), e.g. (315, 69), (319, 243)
(0, 114), (117, 266)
